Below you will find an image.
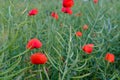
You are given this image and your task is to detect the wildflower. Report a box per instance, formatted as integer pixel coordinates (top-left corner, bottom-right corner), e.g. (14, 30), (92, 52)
(26, 38), (42, 50)
(83, 24), (88, 30)
(62, 0), (74, 8)
(105, 53), (115, 63)
(93, 0), (98, 4)
(51, 12), (59, 20)
(61, 7), (72, 15)
(30, 53), (47, 64)
(82, 44), (94, 54)
(76, 31), (82, 37)
(28, 8), (38, 16)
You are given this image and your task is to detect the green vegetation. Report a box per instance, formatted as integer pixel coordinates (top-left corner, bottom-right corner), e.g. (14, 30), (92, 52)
(0, 0), (120, 80)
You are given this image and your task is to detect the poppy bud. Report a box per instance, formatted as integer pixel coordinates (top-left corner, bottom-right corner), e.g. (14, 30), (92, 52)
(105, 53), (115, 63)
(76, 31), (82, 37)
(83, 24), (88, 30)
(51, 12), (59, 20)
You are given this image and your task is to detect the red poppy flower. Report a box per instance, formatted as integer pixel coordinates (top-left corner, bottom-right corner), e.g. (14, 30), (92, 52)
(26, 38), (42, 50)
(93, 0), (98, 4)
(83, 24), (88, 30)
(30, 53), (47, 64)
(62, 0), (74, 8)
(28, 8), (38, 16)
(76, 31), (82, 37)
(61, 7), (72, 15)
(105, 53), (115, 63)
(82, 44), (94, 54)
(51, 12), (59, 20)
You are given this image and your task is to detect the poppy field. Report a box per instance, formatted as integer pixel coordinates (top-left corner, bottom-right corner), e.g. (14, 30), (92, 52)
(0, 0), (120, 80)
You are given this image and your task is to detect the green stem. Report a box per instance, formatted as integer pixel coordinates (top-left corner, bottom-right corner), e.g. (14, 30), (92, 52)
(43, 65), (50, 80)
(39, 65), (43, 80)
(104, 62), (110, 80)
(62, 26), (72, 80)
(106, 62), (110, 70)
(83, 9), (100, 45)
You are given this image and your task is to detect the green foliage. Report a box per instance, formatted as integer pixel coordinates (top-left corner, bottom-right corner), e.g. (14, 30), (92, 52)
(0, 0), (120, 80)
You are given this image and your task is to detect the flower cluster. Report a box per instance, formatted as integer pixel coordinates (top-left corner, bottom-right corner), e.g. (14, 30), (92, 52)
(26, 38), (47, 65)
(61, 0), (74, 15)
(26, 0), (115, 65)
(75, 24), (115, 63)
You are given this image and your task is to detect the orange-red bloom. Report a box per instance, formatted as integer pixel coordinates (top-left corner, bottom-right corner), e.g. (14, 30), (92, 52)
(26, 38), (42, 50)
(83, 24), (88, 30)
(51, 12), (59, 20)
(30, 53), (47, 64)
(105, 53), (115, 63)
(76, 31), (82, 37)
(93, 0), (98, 4)
(61, 7), (72, 15)
(63, 0), (74, 8)
(28, 8), (38, 16)
(82, 44), (94, 54)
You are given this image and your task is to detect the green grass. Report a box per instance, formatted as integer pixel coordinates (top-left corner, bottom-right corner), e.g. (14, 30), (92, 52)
(0, 0), (120, 80)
